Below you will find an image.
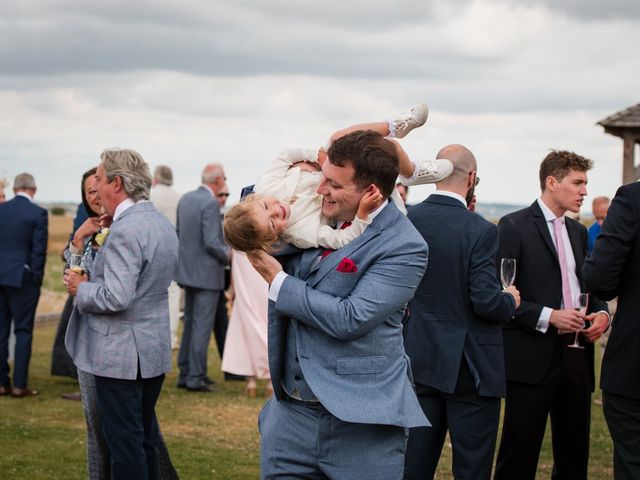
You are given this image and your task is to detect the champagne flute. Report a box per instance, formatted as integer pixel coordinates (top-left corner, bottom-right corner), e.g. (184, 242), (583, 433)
(500, 258), (516, 288)
(568, 292), (589, 349)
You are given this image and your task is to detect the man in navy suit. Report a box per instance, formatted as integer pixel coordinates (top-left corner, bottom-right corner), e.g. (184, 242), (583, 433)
(403, 144), (520, 479)
(0, 173), (48, 397)
(495, 150), (610, 480)
(248, 131), (429, 479)
(584, 182), (640, 480)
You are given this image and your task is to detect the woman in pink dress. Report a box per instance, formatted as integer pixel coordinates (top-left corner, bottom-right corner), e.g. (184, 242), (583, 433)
(221, 250), (272, 397)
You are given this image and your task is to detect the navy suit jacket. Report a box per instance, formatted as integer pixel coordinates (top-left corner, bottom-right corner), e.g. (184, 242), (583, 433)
(584, 182), (640, 399)
(0, 195), (48, 288)
(498, 201), (607, 389)
(404, 194), (515, 397)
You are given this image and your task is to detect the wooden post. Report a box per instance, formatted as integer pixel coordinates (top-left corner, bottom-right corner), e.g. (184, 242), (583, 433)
(622, 134), (638, 185)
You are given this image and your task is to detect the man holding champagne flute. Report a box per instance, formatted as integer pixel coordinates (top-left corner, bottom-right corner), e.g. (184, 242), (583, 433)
(495, 150), (610, 480)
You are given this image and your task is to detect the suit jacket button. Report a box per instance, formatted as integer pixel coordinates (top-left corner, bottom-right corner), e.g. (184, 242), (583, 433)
(294, 375), (301, 381)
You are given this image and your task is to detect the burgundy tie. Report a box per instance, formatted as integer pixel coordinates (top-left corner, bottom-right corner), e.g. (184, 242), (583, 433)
(320, 221), (352, 259)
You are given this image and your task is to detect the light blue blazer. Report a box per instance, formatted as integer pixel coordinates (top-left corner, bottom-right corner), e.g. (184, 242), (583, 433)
(270, 201), (430, 428)
(66, 202), (179, 380)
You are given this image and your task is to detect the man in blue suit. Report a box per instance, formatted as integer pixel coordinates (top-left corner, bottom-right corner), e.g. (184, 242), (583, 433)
(0, 173), (48, 397)
(248, 130), (429, 479)
(403, 145), (520, 479)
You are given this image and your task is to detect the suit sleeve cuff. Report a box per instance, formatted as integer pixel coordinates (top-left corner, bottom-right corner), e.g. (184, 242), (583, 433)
(268, 271), (289, 302)
(537, 307), (552, 333)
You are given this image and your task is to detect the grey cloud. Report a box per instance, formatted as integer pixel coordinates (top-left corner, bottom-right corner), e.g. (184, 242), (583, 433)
(507, 0), (640, 19)
(0, 0), (479, 77)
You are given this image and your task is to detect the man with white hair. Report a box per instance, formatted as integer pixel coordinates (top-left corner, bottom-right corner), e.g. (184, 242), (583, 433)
(0, 173), (48, 397)
(64, 148), (178, 478)
(175, 163), (230, 392)
(150, 165), (182, 349)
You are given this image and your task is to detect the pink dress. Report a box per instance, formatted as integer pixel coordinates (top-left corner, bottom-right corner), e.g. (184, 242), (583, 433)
(221, 250), (270, 379)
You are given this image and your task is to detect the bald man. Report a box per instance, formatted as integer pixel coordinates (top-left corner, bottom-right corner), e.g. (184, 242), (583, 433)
(403, 145), (520, 479)
(175, 164), (230, 392)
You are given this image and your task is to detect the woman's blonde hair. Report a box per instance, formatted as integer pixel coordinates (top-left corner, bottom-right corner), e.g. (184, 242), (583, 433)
(223, 194), (279, 252)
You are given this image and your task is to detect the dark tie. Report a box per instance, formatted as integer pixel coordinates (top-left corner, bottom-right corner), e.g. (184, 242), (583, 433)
(320, 221), (352, 259)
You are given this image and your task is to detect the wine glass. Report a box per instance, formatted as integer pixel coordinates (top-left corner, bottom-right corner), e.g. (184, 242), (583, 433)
(500, 258), (516, 289)
(568, 292), (589, 349)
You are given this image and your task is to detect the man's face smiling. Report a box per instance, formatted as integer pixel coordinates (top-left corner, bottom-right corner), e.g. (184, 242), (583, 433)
(316, 160), (364, 222)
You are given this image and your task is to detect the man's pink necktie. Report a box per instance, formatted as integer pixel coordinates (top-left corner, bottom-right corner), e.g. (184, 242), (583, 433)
(553, 217), (574, 310)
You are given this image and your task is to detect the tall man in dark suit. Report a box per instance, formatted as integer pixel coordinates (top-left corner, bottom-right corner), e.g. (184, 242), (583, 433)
(495, 150), (610, 480)
(175, 163), (230, 392)
(0, 173), (48, 397)
(584, 182), (640, 480)
(403, 144), (520, 479)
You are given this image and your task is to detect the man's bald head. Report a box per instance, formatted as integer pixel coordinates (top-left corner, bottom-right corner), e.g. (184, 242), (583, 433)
(436, 144), (477, 190)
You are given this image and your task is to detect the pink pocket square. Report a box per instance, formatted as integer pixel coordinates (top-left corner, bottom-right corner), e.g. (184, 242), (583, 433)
(336, 257), (358, 273)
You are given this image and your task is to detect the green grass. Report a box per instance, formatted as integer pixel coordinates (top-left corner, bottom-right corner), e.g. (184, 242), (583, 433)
(0, 321), (615, 479)
(0, 321), (265, 479)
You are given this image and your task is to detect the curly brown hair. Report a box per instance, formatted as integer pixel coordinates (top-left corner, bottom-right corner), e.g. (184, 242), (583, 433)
(539, 150), (593, 191)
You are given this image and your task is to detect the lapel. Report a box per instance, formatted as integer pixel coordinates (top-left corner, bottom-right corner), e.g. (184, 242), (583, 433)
(531, 201), (558, 261)
(566, 218), (584, 281)
(306, 201), (399, 287)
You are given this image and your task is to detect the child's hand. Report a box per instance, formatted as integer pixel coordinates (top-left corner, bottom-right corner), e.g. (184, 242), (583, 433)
(357, 185), (383, 220)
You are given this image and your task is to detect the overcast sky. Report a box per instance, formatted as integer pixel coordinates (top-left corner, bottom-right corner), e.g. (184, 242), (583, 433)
(1, 0), (638, 211)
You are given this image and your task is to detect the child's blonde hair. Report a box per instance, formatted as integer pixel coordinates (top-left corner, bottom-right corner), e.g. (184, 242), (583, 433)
(223, 194), (279, 252)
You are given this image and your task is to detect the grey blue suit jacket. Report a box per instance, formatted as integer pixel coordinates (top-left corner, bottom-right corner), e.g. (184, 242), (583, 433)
(270, 202), (429, 428)
(65, 202), (179, 380)
(175, 186), (229, 290)
(404, 194), (516, 397)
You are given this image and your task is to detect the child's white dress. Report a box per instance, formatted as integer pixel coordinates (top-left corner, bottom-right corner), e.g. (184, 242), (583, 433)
(255, 148), (406, 249)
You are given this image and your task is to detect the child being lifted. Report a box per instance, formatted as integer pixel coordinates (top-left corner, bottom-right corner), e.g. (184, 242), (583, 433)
(224, 104), (452, 252)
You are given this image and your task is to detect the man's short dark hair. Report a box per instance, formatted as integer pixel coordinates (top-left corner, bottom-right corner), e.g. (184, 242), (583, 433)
(327, 130), (399, 198)
(539, 150), (593, 191)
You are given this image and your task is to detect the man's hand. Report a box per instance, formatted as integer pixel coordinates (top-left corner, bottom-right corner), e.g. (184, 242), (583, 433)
(503, 285), (521, 308)
(549, 308), (586, 333)
(246, 249), (282, 285)
(582, 312), (609, 343)
(356, 185), (383, 220)
(63, 269), (88, 296)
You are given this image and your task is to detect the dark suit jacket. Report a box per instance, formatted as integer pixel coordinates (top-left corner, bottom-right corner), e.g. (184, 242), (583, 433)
(583, 182), (640, 399)
(497, 200), (607, 389)
(404, 194), (516, 397)
(0, 195), (48, 288)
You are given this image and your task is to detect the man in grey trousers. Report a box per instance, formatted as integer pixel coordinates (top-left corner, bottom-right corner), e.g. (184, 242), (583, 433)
(175, 163), (230, 392)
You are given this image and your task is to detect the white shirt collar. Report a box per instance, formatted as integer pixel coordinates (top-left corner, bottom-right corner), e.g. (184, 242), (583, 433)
(432, 190), (467, 207)
(16, 192), (33, 202)
(113, 198), (136, 221)
(537, 197), (561, 223)
(339, 199), (389, 228)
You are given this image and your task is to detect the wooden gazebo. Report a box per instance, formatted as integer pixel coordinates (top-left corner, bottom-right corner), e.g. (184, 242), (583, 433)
(597, 103), (640, 184)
